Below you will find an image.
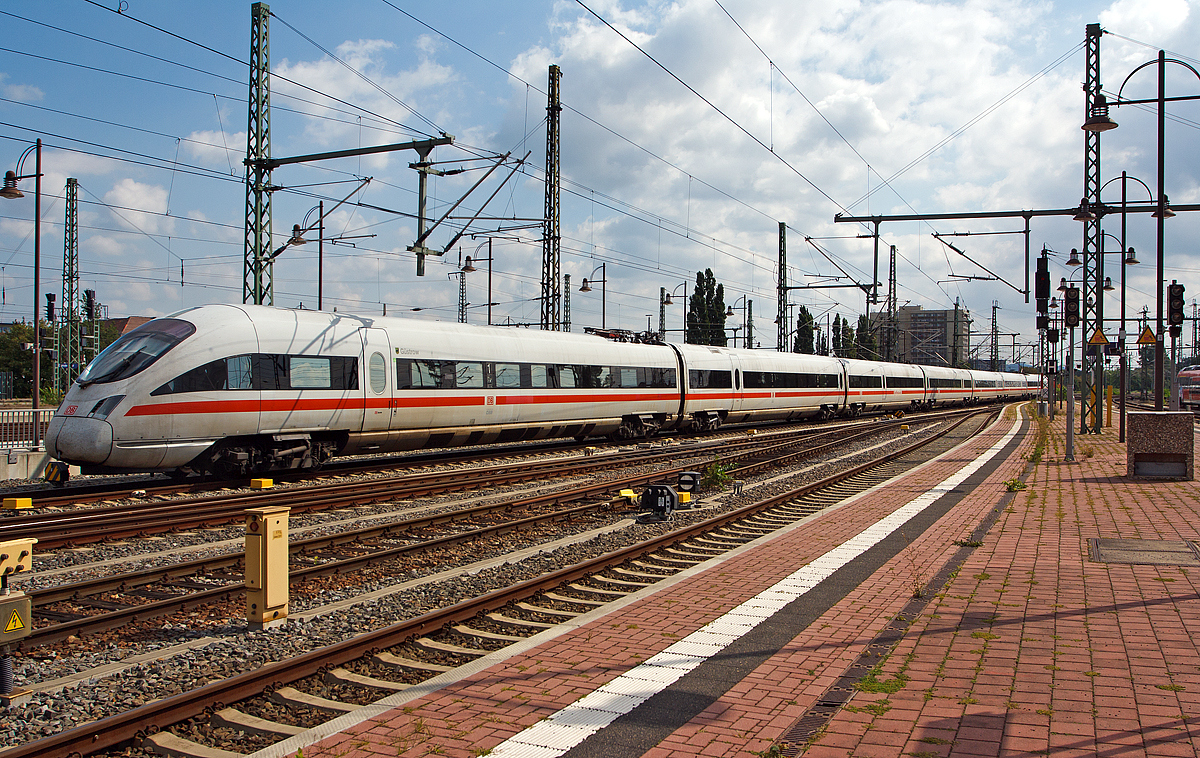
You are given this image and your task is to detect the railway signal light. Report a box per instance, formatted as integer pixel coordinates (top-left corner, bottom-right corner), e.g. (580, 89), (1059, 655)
(1035, 256), (1050, 312)
(44, 293), (54, 323)
(1064, 287), (1080, 328)
(1168, 281), (1185, 326)
(84, 290), (96, 321)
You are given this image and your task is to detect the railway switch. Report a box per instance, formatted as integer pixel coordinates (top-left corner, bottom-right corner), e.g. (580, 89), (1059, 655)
(245, 506), (290, 631)
(0, 537), (36, 707)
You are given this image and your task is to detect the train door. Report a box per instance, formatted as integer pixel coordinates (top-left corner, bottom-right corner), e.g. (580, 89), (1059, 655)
(728, 354), (745, 418)
(360, 328), (393, 432)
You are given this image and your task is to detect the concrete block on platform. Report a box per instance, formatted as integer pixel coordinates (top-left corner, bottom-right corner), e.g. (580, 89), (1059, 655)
(1127, 412), (1194, 479)
(0, 450), (79, 482)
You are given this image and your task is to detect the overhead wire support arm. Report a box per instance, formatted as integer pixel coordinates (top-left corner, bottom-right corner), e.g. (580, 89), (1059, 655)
(932, 233), (1027, 296)
(246, 136), (453, 171)
(802, 236), (875, 301)
(439, 151), (531, 254)
(408, 150), (513, 273)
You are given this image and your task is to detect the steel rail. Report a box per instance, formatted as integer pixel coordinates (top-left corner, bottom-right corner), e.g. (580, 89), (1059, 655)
(0, 408), (1000, 758)
(25, 421), (896, 646)
(1, 420), (882, 548)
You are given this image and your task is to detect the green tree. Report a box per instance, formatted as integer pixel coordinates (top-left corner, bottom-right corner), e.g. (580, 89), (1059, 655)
(855, 314), (878, 360)
(685, 269), (728, 346)
(0, 320), (58, 400)
(831, 314), (842, 356)
(795, 305), (815, 354)
(841, 317), (856, 359)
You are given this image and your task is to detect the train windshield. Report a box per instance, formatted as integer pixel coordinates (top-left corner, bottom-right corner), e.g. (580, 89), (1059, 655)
(77, 318), (196, 386)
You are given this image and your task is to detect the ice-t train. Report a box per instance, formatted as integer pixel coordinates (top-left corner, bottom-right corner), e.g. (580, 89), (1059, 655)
(46, 304), (1037, 476)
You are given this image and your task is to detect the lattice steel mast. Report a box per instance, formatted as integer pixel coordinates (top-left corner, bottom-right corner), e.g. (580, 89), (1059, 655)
(1080, 23), (1104, 432)
(57, 177), (82, 393)
(777, 222), (786, 351)
(541, 65), (562, 330)
(244, 2), (272, 305)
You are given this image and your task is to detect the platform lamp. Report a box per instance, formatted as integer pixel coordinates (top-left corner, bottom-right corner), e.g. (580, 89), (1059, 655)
(1, 139), (42, 448)
(1098, 50), (1200, 408)
(661, 282), (687, 342)
(462, 237), (495, 326)
(725, 296), (753, 349)
(579, 263), (607, 329)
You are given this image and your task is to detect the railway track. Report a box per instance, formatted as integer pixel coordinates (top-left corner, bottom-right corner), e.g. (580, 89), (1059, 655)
(0, 406), (1004, 758)
(0, 408), (970, 511)
(0, 416), (920, 549)
(21, 418), (911, 646)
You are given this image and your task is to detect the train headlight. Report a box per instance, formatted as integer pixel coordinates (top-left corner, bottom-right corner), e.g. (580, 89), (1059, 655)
(87, 395), (125, 420)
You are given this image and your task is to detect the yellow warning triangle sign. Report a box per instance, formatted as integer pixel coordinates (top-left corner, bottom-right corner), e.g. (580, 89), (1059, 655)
(1138, 326), (1156, 345)
(4, 609), (24, 633)
(1088, 329), (1109, 345)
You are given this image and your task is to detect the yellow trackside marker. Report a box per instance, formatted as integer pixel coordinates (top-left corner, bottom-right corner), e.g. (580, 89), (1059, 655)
(5, 608), (25, 634)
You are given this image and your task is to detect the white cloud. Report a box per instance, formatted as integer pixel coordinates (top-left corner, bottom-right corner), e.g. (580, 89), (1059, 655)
(103, 179), (176, 237)
(272, 38), (459, 156)
(182, 130), (247, 172)
(0, 73), (42, 102)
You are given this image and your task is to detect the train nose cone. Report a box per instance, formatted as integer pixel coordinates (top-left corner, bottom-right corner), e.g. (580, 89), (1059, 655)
(46, 415), (114, 465)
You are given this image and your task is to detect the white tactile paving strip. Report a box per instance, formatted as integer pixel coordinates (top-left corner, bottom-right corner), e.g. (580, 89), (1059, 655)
(489, 416), (1021, 757)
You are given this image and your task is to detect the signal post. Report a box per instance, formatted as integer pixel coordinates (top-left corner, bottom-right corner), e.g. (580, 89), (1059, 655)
(0, 538), (36, 707)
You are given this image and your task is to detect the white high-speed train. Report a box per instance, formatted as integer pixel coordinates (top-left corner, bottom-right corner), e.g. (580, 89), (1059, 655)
(46, 304), (1038, 477)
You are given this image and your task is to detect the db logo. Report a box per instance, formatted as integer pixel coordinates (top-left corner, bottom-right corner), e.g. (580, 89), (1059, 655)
(63, 405), (78, 416)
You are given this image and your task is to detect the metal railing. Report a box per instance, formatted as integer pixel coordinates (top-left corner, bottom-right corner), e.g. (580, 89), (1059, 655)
(0, 408), (57, 450)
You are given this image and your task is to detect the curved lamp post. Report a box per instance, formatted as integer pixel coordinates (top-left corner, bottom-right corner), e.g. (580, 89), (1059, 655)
(1092, 50), (1200, 408)
(579, 263), (607, 329)
(660, 282), (687, 341)
(1, 139), (42, 446)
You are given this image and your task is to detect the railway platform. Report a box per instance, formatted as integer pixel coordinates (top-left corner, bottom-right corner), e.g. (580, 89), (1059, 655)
(270, 405), (1200, 758)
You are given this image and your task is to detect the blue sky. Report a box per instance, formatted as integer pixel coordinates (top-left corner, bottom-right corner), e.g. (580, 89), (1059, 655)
(1, 0), (1197, 361)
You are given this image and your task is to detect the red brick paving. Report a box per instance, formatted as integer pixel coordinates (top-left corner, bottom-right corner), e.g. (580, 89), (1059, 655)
(295, 406), (1200, 757)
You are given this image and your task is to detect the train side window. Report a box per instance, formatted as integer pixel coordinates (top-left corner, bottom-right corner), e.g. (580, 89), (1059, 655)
(638, 367), (675, 388)
(396, 359), (412, 389)
(424, 361), (447, 389)
(336, 357), (359, 390)
(227, 356), (252, 389)
(253, 354), (288, 390)
(688, 369), (732, 388)
(152, 357), (227, 395)
(495, 363), (522, 389)
(290, 356), (332, 389)
(559, 366), (580, 388)
(530, 364), (551, 388)
(368, 353), (387, 394)
(618, 367), (638, 388)
(456, 362), (484, 389)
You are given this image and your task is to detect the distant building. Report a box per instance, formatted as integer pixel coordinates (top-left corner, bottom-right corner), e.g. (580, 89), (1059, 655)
(871, 305), (971, 367)
(106, 316), (154, 336)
